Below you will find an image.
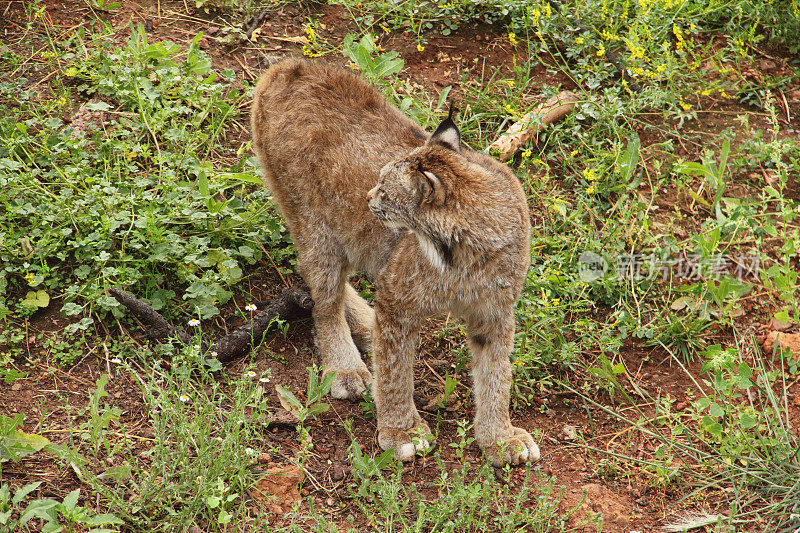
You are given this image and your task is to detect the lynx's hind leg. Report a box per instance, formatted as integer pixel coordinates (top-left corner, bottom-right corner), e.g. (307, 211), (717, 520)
(295, 232), (372, 401)
(344, 284), (376, 353)
(467, 311), (540, 466)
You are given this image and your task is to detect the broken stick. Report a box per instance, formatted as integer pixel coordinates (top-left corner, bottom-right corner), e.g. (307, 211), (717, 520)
(488, 91), (579, 162)
(109, 288), (193, 345)
(110, 286), (313, 363)
(210, 287), (313, 363)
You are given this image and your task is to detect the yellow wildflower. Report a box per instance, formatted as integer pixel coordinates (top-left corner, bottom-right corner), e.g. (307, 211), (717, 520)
(508, 32), (518, 46)
(417, 43), (425, 52)
(582, 167), (598, 181)
(521, 149), (532, 158)
(679, 100), (693, 111)
(586, 185), (596, 194)
(576, 37), (585, 45)
(24, 272), (35, 284)
(64, 67), (78, 77)
(597, 43), (606, 57)
(530, 8), (540, 26)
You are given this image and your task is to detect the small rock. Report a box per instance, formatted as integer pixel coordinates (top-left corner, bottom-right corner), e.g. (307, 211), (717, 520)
(771, 317), (795, 332)
(581, 483), (604, 511)
(257, 453), (271, 464)
(11, 383), (22, 392)
(331, 464), (346, 481)
(763, 331), (800, 359)
(759, 59), (777, 71)
(561, 424), (578, 441)
(252, 465), (304, 514)
(325, 497), (335, 506)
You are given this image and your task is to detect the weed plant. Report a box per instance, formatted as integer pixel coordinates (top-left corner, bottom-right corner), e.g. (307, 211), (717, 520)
(0, 26), (293, 327)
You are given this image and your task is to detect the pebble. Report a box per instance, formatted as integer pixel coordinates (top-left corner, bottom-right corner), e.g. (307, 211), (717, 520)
(331, 464), (346, 481)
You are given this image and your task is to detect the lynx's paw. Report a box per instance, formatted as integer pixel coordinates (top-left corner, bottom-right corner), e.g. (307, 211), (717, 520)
(326, 367), (373, 401)
(378, 423), (433, 462)
(483, 426), (540, 467)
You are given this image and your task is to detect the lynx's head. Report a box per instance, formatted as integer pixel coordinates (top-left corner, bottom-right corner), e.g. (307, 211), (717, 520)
(367, 109), (513, 271)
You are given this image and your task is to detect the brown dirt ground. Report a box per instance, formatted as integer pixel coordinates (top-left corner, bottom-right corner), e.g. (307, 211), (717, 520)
(2, 1), (800, 532)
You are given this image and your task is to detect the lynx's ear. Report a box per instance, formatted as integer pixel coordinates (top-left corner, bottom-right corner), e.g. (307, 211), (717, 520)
(429, 105), (461, 153)
(418, 169), (447, 206)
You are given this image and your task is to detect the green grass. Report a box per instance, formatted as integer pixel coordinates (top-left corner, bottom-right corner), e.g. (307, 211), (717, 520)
(1, 0), (800, 530)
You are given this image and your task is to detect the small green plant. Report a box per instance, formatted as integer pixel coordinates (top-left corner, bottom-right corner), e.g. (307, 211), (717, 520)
(447, 420), (474, 462)
(0, 481), (42, 531)
(678, 139), (731, 215)
(275, 365), (335, 423)
(85, 0), (120, 11)
(0, 414), (51, 465)
(79, 375), (123, 458)
(359, 387), (376, 419)
(18, 488), (122, 533)
(341, 33), (404, 86)
(87, 358), (273, 529)
(203, 478), (239, 526)
(346, 420), (396, 499)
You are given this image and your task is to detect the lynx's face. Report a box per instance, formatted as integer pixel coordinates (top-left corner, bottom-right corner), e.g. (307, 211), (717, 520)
(367, 110), (464, 270)
(367, 159), (438, 230)
(367, 107), (460, 228)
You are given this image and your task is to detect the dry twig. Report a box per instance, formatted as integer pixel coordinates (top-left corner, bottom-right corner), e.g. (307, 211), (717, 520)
(487, 91), (579, 161)
(109, 287), (313, 363)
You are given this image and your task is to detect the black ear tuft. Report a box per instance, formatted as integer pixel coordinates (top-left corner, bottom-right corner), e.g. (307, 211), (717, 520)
(429, 104), (461, 153)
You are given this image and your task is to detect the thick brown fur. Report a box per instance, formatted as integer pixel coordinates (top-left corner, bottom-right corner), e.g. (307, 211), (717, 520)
(251, 58), (539, 465)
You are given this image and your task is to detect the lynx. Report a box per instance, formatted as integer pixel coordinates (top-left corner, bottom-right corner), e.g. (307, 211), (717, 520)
(251, 58), (539, 465)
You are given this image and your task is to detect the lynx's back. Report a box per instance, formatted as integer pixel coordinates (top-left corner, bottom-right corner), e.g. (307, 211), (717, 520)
(251, 58), (427, 278)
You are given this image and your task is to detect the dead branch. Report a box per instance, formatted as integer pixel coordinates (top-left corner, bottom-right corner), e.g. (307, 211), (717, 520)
(210, 287), (313, 363)
(488, 91), (579, 162)
(109, 288), (194, 345)
(109, 287), (313, 363)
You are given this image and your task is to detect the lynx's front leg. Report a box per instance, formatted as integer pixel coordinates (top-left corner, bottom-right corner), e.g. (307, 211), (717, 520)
(372, 307), (431, 461)
(468, 312), (540, 466)
(296, 234), (372, 401)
